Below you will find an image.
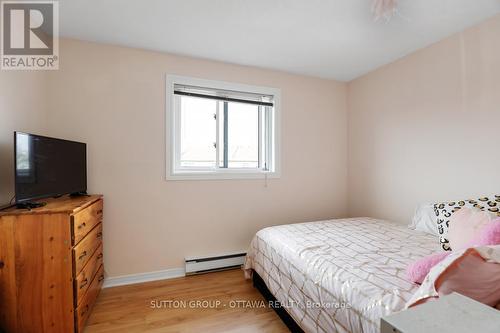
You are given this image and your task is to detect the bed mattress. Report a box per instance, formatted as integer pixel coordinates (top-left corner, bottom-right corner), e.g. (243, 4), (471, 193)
(244, 218), (439, 333)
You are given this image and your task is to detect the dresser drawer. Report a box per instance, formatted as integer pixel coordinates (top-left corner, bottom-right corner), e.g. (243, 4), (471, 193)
(75, 243), (103, 305)
(73, 223), (103, 275)
(75, 264), (104, 333)
(71, 199), (103, 245)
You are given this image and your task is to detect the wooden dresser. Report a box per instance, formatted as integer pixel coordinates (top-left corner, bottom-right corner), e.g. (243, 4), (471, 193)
(0, 195), (104, 333)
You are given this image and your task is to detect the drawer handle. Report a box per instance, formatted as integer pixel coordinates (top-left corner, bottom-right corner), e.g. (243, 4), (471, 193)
(80, 304), (89, 317)
(77, 222), (86, 230)
(98, 275), (105, 282)
(97, 209), (103, 215)
(97, 232), (103, 239)
(79, 278), (88, 289)
(97, 253), (103, 260)
(0, 260), (4, 269)
(78, 251), (87, 260)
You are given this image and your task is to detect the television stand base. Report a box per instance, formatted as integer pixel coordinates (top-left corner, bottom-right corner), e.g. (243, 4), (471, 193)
(16, 201), (47, 210)
(70, 191), (89, 197)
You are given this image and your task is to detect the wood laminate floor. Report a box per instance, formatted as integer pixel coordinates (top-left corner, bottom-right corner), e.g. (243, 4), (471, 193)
(84, 269), (289, 333)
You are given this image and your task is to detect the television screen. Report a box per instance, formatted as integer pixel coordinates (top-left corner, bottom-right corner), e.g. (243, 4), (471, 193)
(15, 132), (87, 203)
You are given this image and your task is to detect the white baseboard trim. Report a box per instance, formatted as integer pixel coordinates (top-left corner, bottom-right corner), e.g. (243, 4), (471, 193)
(103, 267), (186, 288)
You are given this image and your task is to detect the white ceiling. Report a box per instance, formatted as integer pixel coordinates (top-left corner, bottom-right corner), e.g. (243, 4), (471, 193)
(59, 0), (500, 82)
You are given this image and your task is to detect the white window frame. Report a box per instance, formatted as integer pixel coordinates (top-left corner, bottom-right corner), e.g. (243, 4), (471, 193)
(166, 74), (281, 180)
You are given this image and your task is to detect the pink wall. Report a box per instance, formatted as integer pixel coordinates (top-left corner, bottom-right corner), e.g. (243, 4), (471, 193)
(45, 39), (348, 277)
(348, 14), (500, 223)
(0, 72), (48, 207)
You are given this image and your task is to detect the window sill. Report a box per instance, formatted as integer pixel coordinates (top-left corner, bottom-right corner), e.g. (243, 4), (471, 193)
(166, 171), (280, 181)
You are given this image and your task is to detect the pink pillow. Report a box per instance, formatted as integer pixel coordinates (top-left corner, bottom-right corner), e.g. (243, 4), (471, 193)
(471, 219), (500, 245)
(406, 218), (500, 284)
(448, 208), (493, 251)
(411, 248), (500, 308)
(436, 250), (500, 307)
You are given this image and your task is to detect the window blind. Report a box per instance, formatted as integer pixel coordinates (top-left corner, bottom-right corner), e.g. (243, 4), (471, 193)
(174, 84), (274, 107)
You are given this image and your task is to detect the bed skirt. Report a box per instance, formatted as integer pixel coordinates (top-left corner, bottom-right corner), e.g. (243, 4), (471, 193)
(252, 269), (305, 332)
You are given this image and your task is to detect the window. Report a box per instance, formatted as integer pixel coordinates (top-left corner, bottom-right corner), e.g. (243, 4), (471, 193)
(167, 75), (280, 180)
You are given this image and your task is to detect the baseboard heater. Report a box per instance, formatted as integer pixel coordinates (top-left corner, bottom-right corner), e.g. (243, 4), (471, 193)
(185, 252), (246, 275)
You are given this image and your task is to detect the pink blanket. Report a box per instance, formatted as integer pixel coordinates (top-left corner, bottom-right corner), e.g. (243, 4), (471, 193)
(406, 245), (500, 309)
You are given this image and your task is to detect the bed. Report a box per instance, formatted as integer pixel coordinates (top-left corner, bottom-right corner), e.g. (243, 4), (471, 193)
(244, 218), (439, 333)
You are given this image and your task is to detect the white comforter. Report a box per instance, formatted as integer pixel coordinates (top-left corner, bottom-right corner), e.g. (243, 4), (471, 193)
(244, 218), (439, 333)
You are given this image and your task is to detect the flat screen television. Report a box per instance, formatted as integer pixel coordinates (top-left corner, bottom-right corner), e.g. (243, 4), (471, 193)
(14, 132), (87, 206)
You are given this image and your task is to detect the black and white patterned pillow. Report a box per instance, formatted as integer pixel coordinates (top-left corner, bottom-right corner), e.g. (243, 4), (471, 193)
(433, 194), (500, 251)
